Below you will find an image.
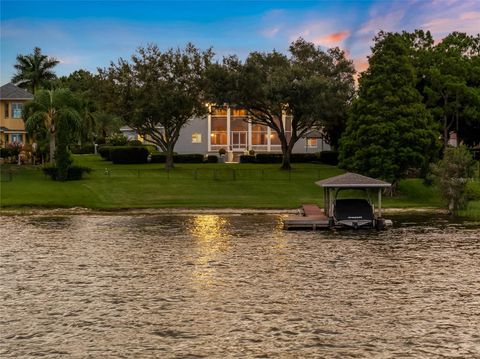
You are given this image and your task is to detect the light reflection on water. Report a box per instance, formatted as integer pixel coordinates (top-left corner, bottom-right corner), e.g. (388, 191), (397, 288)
(0, 214), (479, 358)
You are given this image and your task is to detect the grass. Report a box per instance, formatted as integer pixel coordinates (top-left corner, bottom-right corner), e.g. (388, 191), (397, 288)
(0, 154), (454, 212)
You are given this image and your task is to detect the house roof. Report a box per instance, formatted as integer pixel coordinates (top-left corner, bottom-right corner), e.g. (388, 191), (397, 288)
(0, 83), (34, 100)
(315, 172), (391, 188)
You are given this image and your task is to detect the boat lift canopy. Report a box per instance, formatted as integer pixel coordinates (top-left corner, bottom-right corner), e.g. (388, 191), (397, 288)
(315, 172), (391, 218)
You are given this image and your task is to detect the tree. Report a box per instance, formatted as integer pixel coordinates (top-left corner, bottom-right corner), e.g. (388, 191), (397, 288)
(415, 32), (480, 147)
(93, 112), (122, 140)
(54, 70), (122, 143)
(11, 47), (59, 94)
(23, 89), (82, 164)
(100, 43), (213, 169)
(206, 38), (355, 170)
(431, 145), (475, 213)
(339, 31), (440, 185)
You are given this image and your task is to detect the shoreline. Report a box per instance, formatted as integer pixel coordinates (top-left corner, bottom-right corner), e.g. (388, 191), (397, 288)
(0, 206), (449, 216)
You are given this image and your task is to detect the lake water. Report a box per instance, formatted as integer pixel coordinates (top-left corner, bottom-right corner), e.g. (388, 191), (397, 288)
(1, 213), (480, 358)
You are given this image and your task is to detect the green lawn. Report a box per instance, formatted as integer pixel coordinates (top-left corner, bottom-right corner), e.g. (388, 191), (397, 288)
(0, 154), (448, 211)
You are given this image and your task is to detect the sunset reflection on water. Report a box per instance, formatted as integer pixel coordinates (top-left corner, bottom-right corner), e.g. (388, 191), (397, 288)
(188, 215), (231, 287)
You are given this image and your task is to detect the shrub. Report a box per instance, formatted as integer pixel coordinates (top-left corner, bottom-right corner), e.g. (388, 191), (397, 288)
(319, 151), (339, 165)
(290, 153), (319, 163)
(248, 149), (255, 156)
(173, 154), (204, 163)
(43, 165), (92, 181)
(70, 144), (95, 154)
(240, 155), (256, 163)
(430, 145), (475, 213)
(107, 133), (129, 146)
(98, 145), (114, 160)
(218, 148), (227, 156)
(150, 152), (167, 163)
(110, 146), (149, 164)
(6, 142), (22, 157)
(95, 137), (106, 145)
(0, 148), (12, 158)
(205, 155), (218, 163)
(128, 139), (143, 146)
(255, 153), (283, 163)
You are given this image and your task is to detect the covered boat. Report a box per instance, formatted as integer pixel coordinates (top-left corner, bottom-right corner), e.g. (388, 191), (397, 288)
(315, 172), (392, 230)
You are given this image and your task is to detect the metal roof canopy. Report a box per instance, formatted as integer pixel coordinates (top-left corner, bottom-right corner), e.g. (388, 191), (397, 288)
(315, 172), (391, 189)
(315, 172), (391, 218)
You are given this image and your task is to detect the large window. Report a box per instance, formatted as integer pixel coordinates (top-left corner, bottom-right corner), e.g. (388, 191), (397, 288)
(11, 133), (23, 143)
(211, 112), (227, 146)
(4, 103), (9, 118)
(12, 103), (23, 119)
(252, 124), (268, 146)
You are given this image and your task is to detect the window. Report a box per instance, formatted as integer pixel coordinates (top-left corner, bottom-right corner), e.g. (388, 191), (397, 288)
(11, 133), (23, 143)
(12, 103), (24, 119)
(307, 138), (318, 147)
(4, 103), (9, 118)
(192, 133), (202, 143)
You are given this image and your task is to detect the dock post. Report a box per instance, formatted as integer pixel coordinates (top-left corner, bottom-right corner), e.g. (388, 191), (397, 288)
(378, 188), (382, 218)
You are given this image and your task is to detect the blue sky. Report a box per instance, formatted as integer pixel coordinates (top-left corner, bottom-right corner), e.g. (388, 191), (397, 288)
(1, 0), (479, 85)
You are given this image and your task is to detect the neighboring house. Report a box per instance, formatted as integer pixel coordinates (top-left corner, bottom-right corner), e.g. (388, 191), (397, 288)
(0, 83), (34, 147)
(120, 105), (330, 158)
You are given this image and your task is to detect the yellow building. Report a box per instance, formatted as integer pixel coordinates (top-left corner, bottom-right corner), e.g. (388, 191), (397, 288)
(0, 83), (34, 147)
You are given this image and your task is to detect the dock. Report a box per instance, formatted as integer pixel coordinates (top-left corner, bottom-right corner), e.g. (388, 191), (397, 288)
(283, 172), (394, 231)
(283, 204), (330, 230)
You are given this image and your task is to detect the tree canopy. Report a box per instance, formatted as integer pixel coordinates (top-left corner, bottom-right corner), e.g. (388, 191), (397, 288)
(339, 31), (440, 184)
(23, 88), (82, 164)
(12, 47), (59, 94)
(100, 43), (213, 169)
(206, 38), (355, 170)
(419, 32), (480, 147)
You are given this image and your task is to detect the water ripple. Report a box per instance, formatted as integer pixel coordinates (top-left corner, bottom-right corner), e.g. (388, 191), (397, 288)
(1, 214), (479, 358)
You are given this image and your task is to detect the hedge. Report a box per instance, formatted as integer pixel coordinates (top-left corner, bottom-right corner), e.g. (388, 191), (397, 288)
(239, 155), (256, 163)
(0, 148), (12, 158)
(255, 153), (283, 163)
(98, 145), (114, 160)
(173, 154), (204, 163)
(43, 165), (92, 181)
(319, 151), (339, 165)
(290, 153), (319, 163)
(110, 146), (149, 164)
(205, 155), (218, 163)
(70, 144), (95, 154)
(150, 152), (167, 163)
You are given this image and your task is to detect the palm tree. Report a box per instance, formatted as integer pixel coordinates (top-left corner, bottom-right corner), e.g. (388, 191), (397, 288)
(23, 89), (82, 164)
(11, 47), (59, 94)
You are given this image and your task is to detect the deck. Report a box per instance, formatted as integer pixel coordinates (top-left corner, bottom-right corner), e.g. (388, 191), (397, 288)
(283, 204), (330, 230)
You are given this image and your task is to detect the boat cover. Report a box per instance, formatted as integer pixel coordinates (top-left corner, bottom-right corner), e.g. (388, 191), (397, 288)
(334, 199), (374, 221)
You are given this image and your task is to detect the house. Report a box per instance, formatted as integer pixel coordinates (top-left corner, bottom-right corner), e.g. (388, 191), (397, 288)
(121, 105), (330, 159)
(0, 83), (34, 147)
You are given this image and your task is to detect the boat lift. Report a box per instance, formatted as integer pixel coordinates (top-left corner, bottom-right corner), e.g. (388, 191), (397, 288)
(283, 172), (393, 230)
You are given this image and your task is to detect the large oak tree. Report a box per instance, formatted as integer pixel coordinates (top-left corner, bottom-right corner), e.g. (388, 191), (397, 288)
(100, 44), (213, 169)
(206, 38), (355, 170)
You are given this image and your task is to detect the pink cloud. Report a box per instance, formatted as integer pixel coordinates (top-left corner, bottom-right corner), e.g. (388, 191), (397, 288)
(313, 31), (350, 46)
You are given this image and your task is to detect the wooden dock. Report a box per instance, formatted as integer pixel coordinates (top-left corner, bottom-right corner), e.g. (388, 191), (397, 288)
(283, 204), (330, 230)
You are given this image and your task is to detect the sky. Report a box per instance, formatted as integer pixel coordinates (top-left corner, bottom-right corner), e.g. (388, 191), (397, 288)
(1, 0), (479, 85)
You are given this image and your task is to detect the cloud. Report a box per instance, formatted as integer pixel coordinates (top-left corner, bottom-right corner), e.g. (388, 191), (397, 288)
(313, 31), (350, 46)
(261, 27), (280, 38)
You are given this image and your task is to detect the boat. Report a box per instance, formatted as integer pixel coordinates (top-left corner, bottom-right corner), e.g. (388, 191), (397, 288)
(283, 172), (393, 230)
